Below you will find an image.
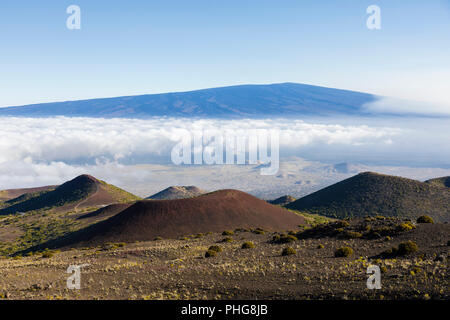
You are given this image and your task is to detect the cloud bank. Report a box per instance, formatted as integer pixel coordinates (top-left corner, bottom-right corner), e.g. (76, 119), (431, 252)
(363, 97), (450, 116)
(0, 116), (448, 191)
(0, 117), (400, 166)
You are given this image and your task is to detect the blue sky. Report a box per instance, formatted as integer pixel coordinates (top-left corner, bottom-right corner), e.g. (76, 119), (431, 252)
(1, 0), (449, 107)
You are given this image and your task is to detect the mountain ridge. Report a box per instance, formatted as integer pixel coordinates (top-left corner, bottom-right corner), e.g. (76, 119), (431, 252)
(0, 83), (377, 118)
(286, 172), (450, 222)
(0, 174), (141, 215)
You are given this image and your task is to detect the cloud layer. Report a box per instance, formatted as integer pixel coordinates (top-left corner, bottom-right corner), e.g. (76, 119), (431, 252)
(0, 116), (400, 165)
(0, 116), (448, 191)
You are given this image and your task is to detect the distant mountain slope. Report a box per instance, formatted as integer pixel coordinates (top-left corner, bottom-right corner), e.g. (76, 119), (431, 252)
(146, 186), (206, 200)
(0, 186), (56, 202)
(0, 83), (377, 118)
(286, 172), (450, 222)
(34, 189), (306, 248)
(0, 175), (141, 215)
(268, 195), (296, 206)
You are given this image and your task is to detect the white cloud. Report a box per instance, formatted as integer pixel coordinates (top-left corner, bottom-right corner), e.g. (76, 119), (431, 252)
(363, 97), (450, 116)
(1, 116), (449, 192)
(0, 116), (400, 166)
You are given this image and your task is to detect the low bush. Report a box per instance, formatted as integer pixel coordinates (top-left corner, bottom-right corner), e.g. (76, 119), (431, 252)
(272, 234), (297, 244)
(205, 250), (217, 258)
(395, 222), (415, 232)
(208, 245), (222, 253)
(334, 221), (350, 228)
(241, 241), (255, 249)
(222, 230), (234, 236)
(339, 231), (363, 239)
(335, 247), (354, 258)
(252, 228), (265, 235)
(281, 247), (296, 256)
(398, 241), (419, 255)
(417, 215), (434, 224)
(220, 237), (233, 243)
(381, 240), (418, 258)
(41, 249), (54, 258)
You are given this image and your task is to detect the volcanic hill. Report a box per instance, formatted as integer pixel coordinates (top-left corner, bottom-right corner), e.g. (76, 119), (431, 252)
(0, 175), (141, 215)
(35, 189), (306, 248)
(286, 172), (450, 222)
(0, 185), (56, 202)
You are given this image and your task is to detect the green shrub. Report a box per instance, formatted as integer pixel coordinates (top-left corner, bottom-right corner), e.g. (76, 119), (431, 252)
(241, 241), (255, 249)
(252, 228), (265, 235)
(154, 236), (163, 241)
(205, 250), (217, 258)
(335, 221), (350, 228)
(382, 240), (418, 258)
(282, 247), (296, 256)
(221, 237), (233, 243)
(340, 231), (363, 239)
(335, 247), (354, 258)
(317, 244), (324, 249)
(41, 249), (54, 258)
(398, 241), (418, 255)
(272, 234), (281, 242)
(208, 245), (222, 253)
(368, 232), (381, 239)
(381, 247), (398, 258)
(222, 230), (234, 236)
(417, 215), (434, 224)
(395, 222), (415, 232)
(273, 234), (297, 244)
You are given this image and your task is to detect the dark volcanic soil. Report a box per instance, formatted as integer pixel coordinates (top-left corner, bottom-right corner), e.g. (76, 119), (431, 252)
(1, 219), (448, 300)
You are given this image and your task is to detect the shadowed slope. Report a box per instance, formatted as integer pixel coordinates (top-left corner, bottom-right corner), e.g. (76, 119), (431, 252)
(75, 203), (133, 223)
(0, 186), (56, 202)
(34, 189), (306, 249)
(426, 176), (450, 188)
(286, 172), (450, 222)
(268, 195), (296, 206)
